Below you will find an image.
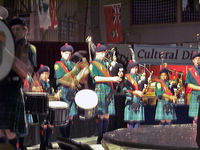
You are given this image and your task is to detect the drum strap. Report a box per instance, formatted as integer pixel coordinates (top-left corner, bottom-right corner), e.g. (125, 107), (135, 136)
(56, 61), (69, 73)
(125, 74), (138, 90)
(189, 67), (200, 86)
(91, 61), (113, 91)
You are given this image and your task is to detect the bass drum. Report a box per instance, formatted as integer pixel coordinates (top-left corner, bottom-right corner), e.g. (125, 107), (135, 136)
(0, 19), (15, 80)
(75, 89), (98, 119)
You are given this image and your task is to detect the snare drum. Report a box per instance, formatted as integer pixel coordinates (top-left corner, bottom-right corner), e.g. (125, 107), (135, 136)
(75, 89), (98, 119)
(24, 92), (49, 114)
(48, 101), (69, 126)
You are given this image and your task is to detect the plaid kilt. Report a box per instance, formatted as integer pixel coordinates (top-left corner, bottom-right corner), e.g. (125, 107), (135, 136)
(189, 93), (199, 117)
(95, 83), (115, 115)
(124, 95), (145, 122)
(155, 99), (177, 121)
(58, 86), (77, 116)
(0, 87), (27, 136)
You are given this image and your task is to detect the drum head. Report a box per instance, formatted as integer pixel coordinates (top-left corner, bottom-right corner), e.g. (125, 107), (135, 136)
(75, 89), (98, 109)
(49, 101), (69, 109)
(0, 19), (15, 80)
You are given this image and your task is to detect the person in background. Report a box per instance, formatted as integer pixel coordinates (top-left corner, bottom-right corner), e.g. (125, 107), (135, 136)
(155, 68), (177, 126)
(123, 60), (145, 129)
(89, 43), (122, 144)
(185, 52), (200, 125)
(37, 64), (54, 150)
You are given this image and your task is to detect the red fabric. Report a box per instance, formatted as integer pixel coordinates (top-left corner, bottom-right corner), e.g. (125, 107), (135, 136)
(104, 3), (123, 43)
(49, 0), (58, 28)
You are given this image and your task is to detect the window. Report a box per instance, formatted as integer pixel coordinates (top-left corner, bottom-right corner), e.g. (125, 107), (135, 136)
(182, 0), (200, 22)
(131, 0), (177, 25)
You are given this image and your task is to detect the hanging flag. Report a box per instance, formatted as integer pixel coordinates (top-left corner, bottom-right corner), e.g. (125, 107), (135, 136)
(49, 0), (58, 28)
(37, 0), (57, 30)
(104, 3), (123, 43)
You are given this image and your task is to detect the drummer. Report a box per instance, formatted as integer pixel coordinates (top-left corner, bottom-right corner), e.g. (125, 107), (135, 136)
(0, 17), (37, 150)
(37, 64), (58, 150)
(89, 43), (122, 144)
(54, 43), (78, 140)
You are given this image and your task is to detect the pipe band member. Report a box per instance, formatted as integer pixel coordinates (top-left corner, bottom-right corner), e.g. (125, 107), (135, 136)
(185, 52), (200, 125)
(89, 43), (121, 144)
(155, 68), (177, 126)
(54, 43), (78, 140)
(123, 60), (145, 129)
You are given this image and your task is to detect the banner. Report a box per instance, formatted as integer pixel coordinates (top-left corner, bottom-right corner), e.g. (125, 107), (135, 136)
(49, 0), (58, 28)
(104, 3), (123, 43)
(37, 0), (57, 30)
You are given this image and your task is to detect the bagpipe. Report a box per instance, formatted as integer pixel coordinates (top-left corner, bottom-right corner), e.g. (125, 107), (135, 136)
(128, 45), (154, 94)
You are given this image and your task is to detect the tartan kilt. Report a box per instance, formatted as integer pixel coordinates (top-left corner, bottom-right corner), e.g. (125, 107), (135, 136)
(189, 93), (199, 117)
(0, 88), (27, 136)
(95, 83), (115, 115)
(58, 86), (77, 116)
(155, 99), (177, 121)
(124, 96), (145, 122)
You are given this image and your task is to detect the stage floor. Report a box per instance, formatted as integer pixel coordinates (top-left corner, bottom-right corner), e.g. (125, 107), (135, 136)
(26, 124), (197, 150)
(27, 136), (104, 150)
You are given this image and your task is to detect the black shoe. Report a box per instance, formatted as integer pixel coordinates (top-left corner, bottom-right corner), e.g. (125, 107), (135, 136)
(40, 144), (48, 150)
(47, 143), (53, 149)
(21, 146), (27, 150)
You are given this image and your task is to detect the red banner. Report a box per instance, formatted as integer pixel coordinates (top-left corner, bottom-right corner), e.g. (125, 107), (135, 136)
(49, 0), (58, 28)
(104, 3), (123, 43)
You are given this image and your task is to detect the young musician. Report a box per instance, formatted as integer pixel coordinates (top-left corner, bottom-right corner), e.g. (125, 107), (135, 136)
(89, 43), (122, 144)
(0, 17), (37, 150)
(123, 60), (145, 128)
(185, 52), (200, 125)
(155, 68), (177, 126)
(54, 43), (78, 140)
(37, 65), (54, 150)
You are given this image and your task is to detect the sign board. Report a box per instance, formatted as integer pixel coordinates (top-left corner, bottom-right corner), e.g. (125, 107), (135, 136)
(106, 44), (197, 65)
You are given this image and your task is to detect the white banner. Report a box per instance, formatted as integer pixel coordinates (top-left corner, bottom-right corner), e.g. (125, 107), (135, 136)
(106, 44), (196, 65)
(134, 44), (196, 65)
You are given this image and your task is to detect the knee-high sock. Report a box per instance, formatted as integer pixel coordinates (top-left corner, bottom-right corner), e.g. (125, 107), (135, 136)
(97, 118), (103, 143)
(60, 125), (67, 138)
(102, 119), (109, 134)
(40, 127), (47, 147)
(66, 120), (72, 139)
(127, 121), (134, 128)
(46, 127), (53, 145)
(8, 138), (19, 150)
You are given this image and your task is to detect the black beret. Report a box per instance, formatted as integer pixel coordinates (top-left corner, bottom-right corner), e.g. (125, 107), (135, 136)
(38, 65), (50, 74)
(192, 51), (200, 59)
(95, 43), (106, 52)
(159, 68), (169, 75)
(9, 17), (26, 27)
(128, 60), (138, 71)
(60, 43), (74, 52)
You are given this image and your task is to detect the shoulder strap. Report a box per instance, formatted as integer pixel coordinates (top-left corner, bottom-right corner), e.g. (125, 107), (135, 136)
(125, 74), (138, 90)
(157, 79), (173, 96)
(189, 67), (200, 85)
(92, 60), (113, 91)
(56, 61), (69, 73)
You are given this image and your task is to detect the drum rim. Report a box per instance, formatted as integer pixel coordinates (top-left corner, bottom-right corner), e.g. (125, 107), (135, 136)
(0, 19), (15, 80)
(49, 101), (69, 108)
(75, 89), (98, 109)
